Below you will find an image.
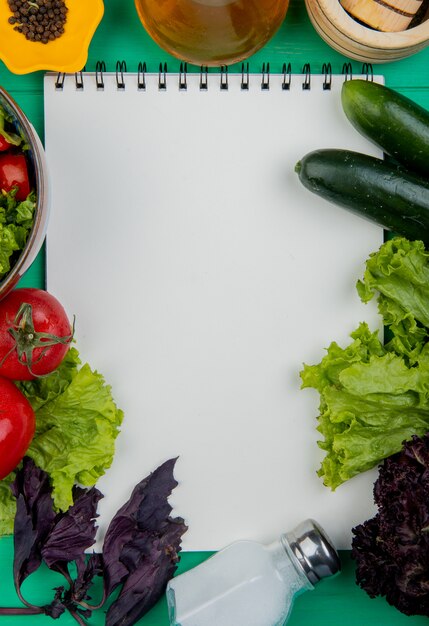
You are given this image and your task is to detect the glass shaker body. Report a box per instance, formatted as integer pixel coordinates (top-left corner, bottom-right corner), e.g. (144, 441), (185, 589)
(167, 538), (311, 626)
(134, 0), (290, 67)
(166, 519), (340, 626)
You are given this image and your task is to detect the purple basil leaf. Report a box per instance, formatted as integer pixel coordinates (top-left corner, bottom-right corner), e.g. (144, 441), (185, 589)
(352, 433), (429, 617)
(106, 524), (184, 626)
(11, 457), (56, 595)
(41, 555), (104, 623)
(102, 458), (186, 596)
(41, 485), (103, 574)
(42, 586), (91, 623)
(43, 555), (104, 623)
(43, 588), (67, 619)
(72, 552), (104, 606)
(102, 458), (187, 624)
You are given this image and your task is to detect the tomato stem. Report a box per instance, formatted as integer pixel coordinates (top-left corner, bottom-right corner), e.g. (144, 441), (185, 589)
(1, 302), (75, 378)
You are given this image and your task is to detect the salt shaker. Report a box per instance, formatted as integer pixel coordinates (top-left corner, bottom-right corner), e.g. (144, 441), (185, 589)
(166, 519), (340, 626)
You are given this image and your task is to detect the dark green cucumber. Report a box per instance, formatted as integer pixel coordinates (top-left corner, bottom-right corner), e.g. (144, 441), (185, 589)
(341, 79), (429, 179)
(295, 149), (429, 244)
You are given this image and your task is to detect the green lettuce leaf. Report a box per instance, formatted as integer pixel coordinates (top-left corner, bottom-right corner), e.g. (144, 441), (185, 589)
(0, 189), (36, 279)
(301, 237), (429, 490)
(357, 237), (429, 361)
(0, 348), (123, 534)
(0, 223), (20, 276)
(0, 105), (22, 147)
(0, 475), (16, 536)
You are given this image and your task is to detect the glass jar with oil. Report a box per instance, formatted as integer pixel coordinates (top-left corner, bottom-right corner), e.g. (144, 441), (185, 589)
(134, 0), (289, 67)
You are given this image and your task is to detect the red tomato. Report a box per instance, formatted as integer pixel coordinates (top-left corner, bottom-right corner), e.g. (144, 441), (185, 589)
(0, 136), (12, 152)
(0, 153), (31, 200)
(0, 377), (35, 479)
(0, 288), (73, 380)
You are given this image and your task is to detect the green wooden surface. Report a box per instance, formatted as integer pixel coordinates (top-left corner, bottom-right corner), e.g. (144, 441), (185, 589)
(1, 537), (427, 626)
(2, 0), (429, 624)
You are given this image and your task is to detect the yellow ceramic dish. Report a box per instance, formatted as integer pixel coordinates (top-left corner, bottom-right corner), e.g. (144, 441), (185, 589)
(0, 0), (104, 74)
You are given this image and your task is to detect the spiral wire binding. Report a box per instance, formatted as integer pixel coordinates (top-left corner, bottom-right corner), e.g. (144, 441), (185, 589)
(322, 63), (332, 90)
(116, 61), (127, 90)
(362, 63), (374, 81)
(282, 63), (292, 91)
(179, 62), (188, 91)
(159, 63), (167, 90)
(220, 65), (228, 90)
(302, 63), (311, 90)
(241, 63), (249, 90)
(138, 62), (147, 90)
(53, 61), (375, 91)
(55, 72), (65, 90)
(342, 62), (353, 81)
(261, 63), (270, 90)
(75, 68), (84, 90)
(95, 61), (106, 90)
(200, 66), (208, 91)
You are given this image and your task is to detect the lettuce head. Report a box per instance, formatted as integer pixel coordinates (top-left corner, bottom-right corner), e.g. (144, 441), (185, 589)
(301, 237), (429, 489)
(0, 348), (123, 534)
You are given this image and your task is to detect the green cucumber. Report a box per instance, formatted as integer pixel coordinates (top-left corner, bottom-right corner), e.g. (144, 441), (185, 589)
(295, 149), (429, 244)
(341, 79), (429, 178)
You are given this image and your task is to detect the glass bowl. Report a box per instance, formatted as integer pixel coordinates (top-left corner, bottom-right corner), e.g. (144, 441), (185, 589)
(0, 87), (50, 300)
(134, 0), (289, 67)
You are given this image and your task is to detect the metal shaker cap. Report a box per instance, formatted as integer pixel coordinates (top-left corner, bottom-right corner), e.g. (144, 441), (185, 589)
(284, 519), (341, 585)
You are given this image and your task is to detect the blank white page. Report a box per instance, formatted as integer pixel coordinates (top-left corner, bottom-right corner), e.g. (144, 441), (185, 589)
(44, 71), (383, 550)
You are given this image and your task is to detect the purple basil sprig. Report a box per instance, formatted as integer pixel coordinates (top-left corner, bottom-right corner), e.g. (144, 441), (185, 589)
(11, 457), (57, 598)
(103, 458), (187, 625)
(352, 433), (429, 617)
(0, 456), (187, 626)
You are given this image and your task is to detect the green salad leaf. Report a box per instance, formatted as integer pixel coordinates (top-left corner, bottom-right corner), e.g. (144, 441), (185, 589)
(301, 237), (429, 490)
(0, 105), (22, 147)
(357, 237), (429, 361)
(0, 475), (16, 534)
(0, 347), (123, 534)
(0, 189), (36, 278)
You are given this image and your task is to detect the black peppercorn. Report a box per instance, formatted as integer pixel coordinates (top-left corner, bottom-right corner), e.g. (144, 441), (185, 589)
(7, 0), (68, 44)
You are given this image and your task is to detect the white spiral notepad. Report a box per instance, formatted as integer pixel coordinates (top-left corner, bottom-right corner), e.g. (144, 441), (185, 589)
(44, 67), (383, 551)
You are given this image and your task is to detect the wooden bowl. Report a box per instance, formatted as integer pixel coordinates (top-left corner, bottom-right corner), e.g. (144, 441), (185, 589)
(305, 0), (429, 62)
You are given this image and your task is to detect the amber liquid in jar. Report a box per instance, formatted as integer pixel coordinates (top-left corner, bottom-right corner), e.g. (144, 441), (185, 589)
(134, 0), (289, 66)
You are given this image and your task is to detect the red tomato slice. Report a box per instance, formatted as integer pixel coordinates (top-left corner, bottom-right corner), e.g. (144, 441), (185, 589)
(0, 288), (73, 380)
(0, 136), (11, 152)
(0, 153), (31, 200)
(0, 377), (35, 479)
